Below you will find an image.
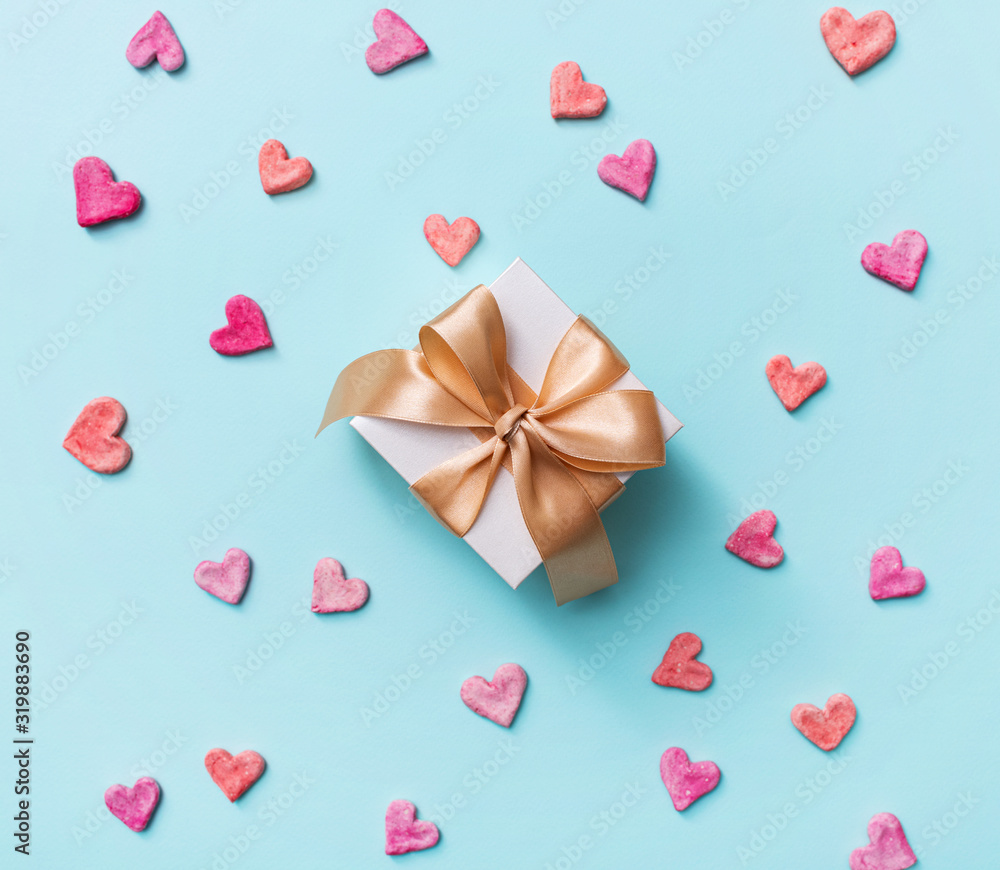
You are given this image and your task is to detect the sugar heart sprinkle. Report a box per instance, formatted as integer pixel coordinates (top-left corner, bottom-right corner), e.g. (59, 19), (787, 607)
(63, 397), (132, 474)
(209, 295), (273, 356)
(104, 777), (160, 832)
(766, 355), (827, 411)
(660, 747), (720, 811)
(365, 10), (428, 74)
(597, 139), (656, 201)
(652, 632), (713, 692)
(726, 510), (784, 568)
(550, 61), (607, 119)
(311, 558), (369, 612)
(205, 749), (266, 802)
(73, 157), (141, 227)
(385, 800), (439, 855)
(126, 11), (184, 72)
(423, 214), (480, 266)
(861, 230), (927, 291)
(821, 7), (896, 76)
(258, 139), (313, 195)
(869, 546), (925, 600)
(791, 693), (856, 751)
(849, 812), (917, 870)
(460, 663), (527, 727)
(194, 548), (251, 605)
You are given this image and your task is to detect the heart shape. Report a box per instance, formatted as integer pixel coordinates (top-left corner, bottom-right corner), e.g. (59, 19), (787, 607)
(365, 10), (428, 74)
(63, 396), (132, 474)
(659, 747), (720, 811)
(821, 7), (896, 76)
(861, 230), (927, 291)
(766, 354), (827, 411)
(204, 749), (266, 802)
(791, 693), (856, 750)
(597, 139), (656, 201)
(73, 157), (141, 227)
(385, 800), (439, 854)
(311, 558), (369, 612)
(194, 548), (251, 604)
(460, 663), (527, 727)
(258, 139), (313, 195)
(849, 812), (917, 870)
(126, 11), (184, 72)
(423, 214), (480, 267)
(726, 510), (784, 568)
(104, 776), (160, 832)
(652, 632), (713, 691)
(550, 61), (607, 119)
(209, 295), (273, 356)
(869, 546), (925, 600)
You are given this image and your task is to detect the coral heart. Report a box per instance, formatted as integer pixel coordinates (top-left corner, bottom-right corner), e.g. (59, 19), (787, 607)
(862, 230), (927, 291)
(821, 8), (896, 76)
(550, 61), (607, 118)
(209, 295), (273, 356)
(660, 747), (720, 812)
(460, 663), (527, 727)
(385, 800), (439, 855)
(194, 548), (251, 604)
(766, 355), (827, 411)
(365, 10), (428, 74)
(726, 510), (784, 568)
(311, 558), (369, 612)
(258, 139), (313, 195)
(63, 397), (132, 474)
(869, 547), (925, 600)
(423, 214), (480, 266)
(652, 632), (713, 691)
(849, 812), (917, 870)
(791, 693), (856, 750)
(104, 777), (160, 832)
(126, 11), (184, 71)
(73, 157), (141, 227)
(597, 139), (656, 201)
(204, 749), (266, 802)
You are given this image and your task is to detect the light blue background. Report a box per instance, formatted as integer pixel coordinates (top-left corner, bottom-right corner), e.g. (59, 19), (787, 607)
(2, 0), (998, 867)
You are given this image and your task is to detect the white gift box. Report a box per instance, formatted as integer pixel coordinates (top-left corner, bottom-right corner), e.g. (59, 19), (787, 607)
(352, 258), (682, 589)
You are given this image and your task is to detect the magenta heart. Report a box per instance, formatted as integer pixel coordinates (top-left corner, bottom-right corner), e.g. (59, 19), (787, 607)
(194, 548), (251, 604)
(126, 11), (184, 71)
(73, 157), (141, 227)
(209, 295), (273, 356)
(597, 139), (656, 201)
(660, 747), (720, 811)
(849, 812), (917, 870)
(869, 547), (925, 600)
(460, 663), (527, 727)
(385, 800), (439, 855)
(105, 777), (160, 832)
(725, 510), (784, 568)
(365, 10), (428, 74)
(862, 230), (928, 291)
(311, 558), (369, 612)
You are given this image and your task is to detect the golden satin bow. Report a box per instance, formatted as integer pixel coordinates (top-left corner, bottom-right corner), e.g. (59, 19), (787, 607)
(317, 284), (665, 605)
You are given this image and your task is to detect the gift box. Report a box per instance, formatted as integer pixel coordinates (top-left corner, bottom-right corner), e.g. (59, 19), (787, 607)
(320, 258), (681, 604)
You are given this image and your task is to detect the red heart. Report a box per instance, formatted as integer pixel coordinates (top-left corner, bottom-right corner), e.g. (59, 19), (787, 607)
(423, 214), (480, 267)
(204, 749), (265, 802)
(258, 139), (313, 195)
(820, 7), (896, 76)
(652, 632), (713, 691)
(550, 61), (607, 119)
(209, 295), (273, 356)
(63, 397), (131, 474)
(766, 355), (827, 411)
(791, 693), (856, 750)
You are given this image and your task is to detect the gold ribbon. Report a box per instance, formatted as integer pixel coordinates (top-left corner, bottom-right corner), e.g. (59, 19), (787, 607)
(318, 285), (665, 605)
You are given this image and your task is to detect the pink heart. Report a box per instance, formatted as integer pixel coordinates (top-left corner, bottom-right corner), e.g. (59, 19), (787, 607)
(659, 747), (720, 811)
(423, 214), (480, 266)
(385, 800), (439, 855)
(63, 396), (132, 474)
(550, 61), (607, 119)
(821, 7), (896, 76)
(597, 139), (656, 201)
(365, 10), (428, 74)
(791, 693), (857, 751)
(105, 777), (160, 832)
(849, 812), (917, 870)
(869, 547), (925, 600)
(726, 510), (784, 568)
(194, 548), (251, 604)
(861, 230), (928, 291)
(460, 663), (527, 727)
(258, 139), (313, 195)
(311, 558), (369, 612)
(73, 157), (141, 227)
(766, 355), (827, 411)
(126, 11), (184, 72)
(210, 295), (273, 356)
(205, 749), (266, 802)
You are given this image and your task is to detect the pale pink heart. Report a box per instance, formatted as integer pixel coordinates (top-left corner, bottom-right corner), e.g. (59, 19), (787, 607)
(460, 663), (527, 727)
(861, 230), (928, 291)
(725, 510), (784, 568)
(597, 139), (656, 201)
(869, 546), (925, 600)
(365, 10), (428, 74)
(849, 812), (917, 870)
(311, 558), (369, 612)
(126, 11), (185, 71)
(194, 548), (251, 604)
(385, 800), (439, 855)
(73, 157), (141, 227)
(659, 747), (720, 811)
(104, 777), (160, 832)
